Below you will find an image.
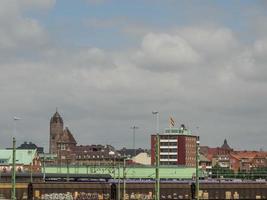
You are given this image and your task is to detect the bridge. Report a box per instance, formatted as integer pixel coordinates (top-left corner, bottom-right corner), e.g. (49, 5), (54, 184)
(42, 165), (199, 179)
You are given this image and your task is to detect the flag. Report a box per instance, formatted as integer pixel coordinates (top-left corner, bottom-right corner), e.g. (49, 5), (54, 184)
(169, 117), (175, 127)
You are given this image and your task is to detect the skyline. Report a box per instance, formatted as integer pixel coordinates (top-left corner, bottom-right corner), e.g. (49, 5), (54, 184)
(1, 0), (267, 150)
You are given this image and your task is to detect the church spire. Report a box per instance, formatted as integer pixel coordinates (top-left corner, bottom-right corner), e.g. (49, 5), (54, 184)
(221, 138), (231, 150)
(50, 109), (63, 124)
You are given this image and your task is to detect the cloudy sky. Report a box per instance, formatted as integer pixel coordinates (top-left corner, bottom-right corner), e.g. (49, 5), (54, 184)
(1, 0), (267, 151)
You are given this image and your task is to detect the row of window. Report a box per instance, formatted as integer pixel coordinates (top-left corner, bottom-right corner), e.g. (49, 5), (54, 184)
(76, 155), (108, 159)
(160, 142), (177, 146)
(186, 157), (195, 161)
(160, 161), (177, 165)
(160, 155), (177, 159)
(160, 135), (178, 139)
(58, 143), (67, 150)
(160, 149), (177, 153)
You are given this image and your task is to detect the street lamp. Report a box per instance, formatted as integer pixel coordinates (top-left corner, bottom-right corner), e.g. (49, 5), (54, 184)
(12, 117), (21, 200)
(152, 111), (160, 200)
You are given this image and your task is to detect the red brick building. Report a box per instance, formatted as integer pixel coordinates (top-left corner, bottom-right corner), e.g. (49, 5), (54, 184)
(200, 139), (267, 172)
(49, 111), (122, 165)
(151, 124), (197, 166)
(49, 111), (77, 164)
(200, 139), (233, 168)
(230, 151), (267, 172)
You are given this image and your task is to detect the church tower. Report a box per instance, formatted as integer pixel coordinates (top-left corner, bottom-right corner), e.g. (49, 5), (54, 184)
(49, 111), (63, 154)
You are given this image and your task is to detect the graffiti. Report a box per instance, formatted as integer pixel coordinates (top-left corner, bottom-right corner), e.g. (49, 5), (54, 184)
(39, 192), (110, 200)
(41, 192), (73, 200)
(75, 192), (110, 200)
(127, 192), (153, 200)
(38, 192), (155, 200)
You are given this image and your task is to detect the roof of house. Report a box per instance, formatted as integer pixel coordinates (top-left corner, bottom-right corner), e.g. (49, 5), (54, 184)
(0, 149), (37, 165)
(199, 154), (211, 162)
(60, 127), (77, 144)
(230, 151), (267, 161)
(17, 142), (44, 154)
(118, 148), (148, 158)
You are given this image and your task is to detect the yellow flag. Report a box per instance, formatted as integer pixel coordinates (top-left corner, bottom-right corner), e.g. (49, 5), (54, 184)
(169, 117), (175, 127)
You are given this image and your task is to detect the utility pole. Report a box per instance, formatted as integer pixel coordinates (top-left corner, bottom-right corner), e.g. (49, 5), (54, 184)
(11, 137), (16, 200)
(152, 111), (160, 200)
(195, 136), (200, 200)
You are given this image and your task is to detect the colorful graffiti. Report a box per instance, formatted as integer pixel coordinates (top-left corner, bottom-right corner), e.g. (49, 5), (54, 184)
(37, 192), (156, 200)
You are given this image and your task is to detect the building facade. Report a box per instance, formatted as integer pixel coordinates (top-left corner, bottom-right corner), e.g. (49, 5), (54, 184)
(49, 111), (122, 165)
(151, 124), (197, 167)
(0, 149), (41, 173)
(200, 139), (233, 169)
(49, 111), (77, 164)
(200, 140), (267, 172)
(74, 144), (122, 165)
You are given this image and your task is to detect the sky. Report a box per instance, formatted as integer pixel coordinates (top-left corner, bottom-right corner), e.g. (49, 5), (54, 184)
(1, 0), (267, 151)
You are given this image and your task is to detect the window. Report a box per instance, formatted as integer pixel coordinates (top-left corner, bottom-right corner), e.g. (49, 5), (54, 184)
(60, 144), (66, 150)
(160, 142), (177, 146)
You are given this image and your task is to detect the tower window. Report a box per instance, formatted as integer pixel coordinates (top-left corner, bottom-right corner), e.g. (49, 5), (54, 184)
(60, 144), (66, 150)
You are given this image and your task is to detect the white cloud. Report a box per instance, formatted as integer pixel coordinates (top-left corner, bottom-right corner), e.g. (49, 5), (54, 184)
(177, 27), (238, 57)
(1, 0), (267, 150)
(133, 32), (201, 71)
(0, 0), (51, 52)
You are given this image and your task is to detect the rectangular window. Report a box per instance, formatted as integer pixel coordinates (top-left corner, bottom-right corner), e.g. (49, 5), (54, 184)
(61, 144), (66, 150)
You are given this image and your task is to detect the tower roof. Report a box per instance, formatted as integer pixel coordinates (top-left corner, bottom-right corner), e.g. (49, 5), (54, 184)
(50, 111), (63, 124)
(221, 139), (231, 150)
(60, 127), (77, 144)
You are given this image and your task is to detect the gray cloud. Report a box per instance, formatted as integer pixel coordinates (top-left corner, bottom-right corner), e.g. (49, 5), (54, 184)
(1, 1), (267, 151)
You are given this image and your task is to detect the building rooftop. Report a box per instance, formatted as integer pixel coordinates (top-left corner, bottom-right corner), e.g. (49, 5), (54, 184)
(17, 142), (44, 154)
(164, 124), (192, 135)
(118, 148), (149, 158)
(0, 149), (37, 165)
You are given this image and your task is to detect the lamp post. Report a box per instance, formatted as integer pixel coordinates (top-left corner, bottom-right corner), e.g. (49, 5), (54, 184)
(12, 117), (20, 200)
(152, 111), (160, 200)
(11, 137), (16, 200)
(130, 126), (139, 158)
(196, 136), (200, 200)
